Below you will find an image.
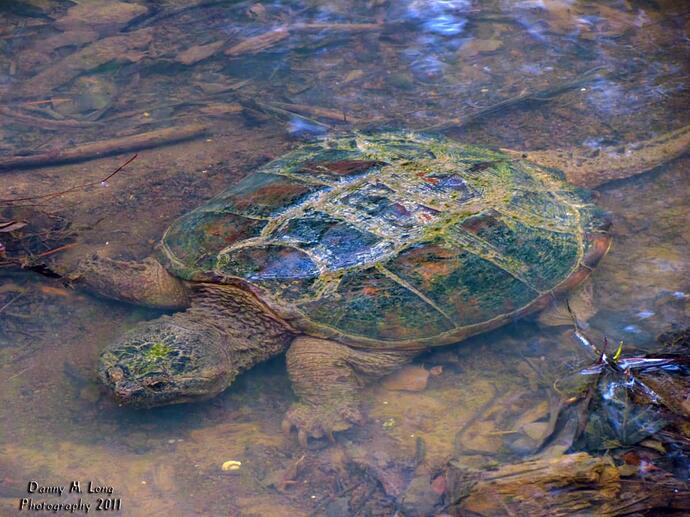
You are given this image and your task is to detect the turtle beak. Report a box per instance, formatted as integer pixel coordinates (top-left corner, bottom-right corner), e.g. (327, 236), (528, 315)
(103, 366), (143, 405)
(109, 373), (180, 407)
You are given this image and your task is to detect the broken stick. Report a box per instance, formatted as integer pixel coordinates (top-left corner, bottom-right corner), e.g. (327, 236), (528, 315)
(0, 106), (101, 130)
(0, 124), (208, 170)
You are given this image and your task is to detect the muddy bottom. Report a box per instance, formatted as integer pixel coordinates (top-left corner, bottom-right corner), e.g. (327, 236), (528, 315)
(1, 1), (689, 516)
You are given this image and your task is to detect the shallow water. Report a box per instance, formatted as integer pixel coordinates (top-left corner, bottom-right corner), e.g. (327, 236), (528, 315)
(0, 1), (689, 515)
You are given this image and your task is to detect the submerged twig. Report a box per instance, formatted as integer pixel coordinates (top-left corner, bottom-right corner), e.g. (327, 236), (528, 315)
(241, 98), (333, 130)
(454, 387), (501, 451)
(0, 292), (24, 315)
(269, 101), (359, 123)
(35, 242), (79, 258)
(4, 367), (34, 383)
(0, 106), (101, 129)
(0, 154), (138, 205)
(0, 125), (206, 171)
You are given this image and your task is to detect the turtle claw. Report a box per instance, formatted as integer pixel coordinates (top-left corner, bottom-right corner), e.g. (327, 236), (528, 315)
(283, 400), (363, 448)
(298, 429), (309, 448)
(281, 418), (294, 436)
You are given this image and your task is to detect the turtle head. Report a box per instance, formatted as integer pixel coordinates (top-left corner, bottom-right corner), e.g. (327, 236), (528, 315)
(98, 318), (232, 408)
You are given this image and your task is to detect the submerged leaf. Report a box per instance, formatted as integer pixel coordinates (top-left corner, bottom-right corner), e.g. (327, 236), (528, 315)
(613, 341), (623, 362)
(579, 370), (667, 450)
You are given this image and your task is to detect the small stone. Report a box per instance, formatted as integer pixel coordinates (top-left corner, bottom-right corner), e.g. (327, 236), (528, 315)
(458, 38), (503, 57)
(521, 421), (549, 441)
(431, 475), (446, 495)
(514, 401), (549, 428)
(509, 436), (536, 454)
(247, 3), (267, 20)
(176, 40), (225, 65)
(343, 70), (365, 83)
(57, 1), (148, 30)
(429, 365), (443, 376)
(325, 497), (349, 517)
(382, 366), (430, 392)
(400, 474), (443, 516)
(221, 460), (242, 471)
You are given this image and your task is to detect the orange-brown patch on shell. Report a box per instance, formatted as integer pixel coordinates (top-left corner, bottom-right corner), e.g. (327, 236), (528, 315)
(232, 182), (313, 212)
(403, 245), (457, 287)
(204, 220), (248, 244)
(303, 160), (385, 176)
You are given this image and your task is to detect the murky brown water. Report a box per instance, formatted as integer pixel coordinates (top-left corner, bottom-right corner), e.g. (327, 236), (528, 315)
(1, 1), (689, 516)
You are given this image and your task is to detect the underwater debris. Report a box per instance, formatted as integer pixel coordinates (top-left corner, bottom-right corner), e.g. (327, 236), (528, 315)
(0, 126), (204, 170)
(0, 208), (73, 273)
(13, 28), (153, 97)
(535, 329), (690, 454)
(434, 451), (690, 516)
(396, 329), (690, 515)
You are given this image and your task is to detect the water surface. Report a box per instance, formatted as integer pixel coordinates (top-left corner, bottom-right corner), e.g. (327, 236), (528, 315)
(1, 1), (688, 515)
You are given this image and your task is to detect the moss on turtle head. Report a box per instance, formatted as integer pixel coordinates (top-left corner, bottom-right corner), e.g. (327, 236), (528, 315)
(145, 341), (172, 362)
(123, 341), (174, 375)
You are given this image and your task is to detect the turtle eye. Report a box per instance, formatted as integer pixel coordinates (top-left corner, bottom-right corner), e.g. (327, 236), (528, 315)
(148, 381), (167, 392)
(143, 377), (169, 391)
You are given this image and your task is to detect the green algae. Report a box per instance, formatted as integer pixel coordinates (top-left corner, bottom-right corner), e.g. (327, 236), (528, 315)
(146, 341), (172, 362)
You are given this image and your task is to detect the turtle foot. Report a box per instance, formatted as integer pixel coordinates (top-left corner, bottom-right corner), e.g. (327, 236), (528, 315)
(282, 400), (363, 447)
(73, 255), (189, 309)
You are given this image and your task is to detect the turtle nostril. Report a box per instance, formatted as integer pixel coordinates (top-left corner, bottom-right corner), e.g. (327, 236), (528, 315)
(108, 366), (124, 383)
(115, 381), (135, 398)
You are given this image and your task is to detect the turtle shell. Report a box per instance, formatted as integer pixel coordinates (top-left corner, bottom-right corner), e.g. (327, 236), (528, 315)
(159, 131), (610, 348)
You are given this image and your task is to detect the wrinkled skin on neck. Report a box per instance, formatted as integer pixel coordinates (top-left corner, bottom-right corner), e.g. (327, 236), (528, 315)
(98, 284), (293, 408)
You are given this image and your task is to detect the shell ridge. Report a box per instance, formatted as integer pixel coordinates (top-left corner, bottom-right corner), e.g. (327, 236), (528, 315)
(442, 225), (541, 293)
(374, 263), (457, 328)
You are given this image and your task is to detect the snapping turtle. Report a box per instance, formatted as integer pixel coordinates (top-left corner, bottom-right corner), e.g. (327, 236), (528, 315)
(76, 128), (689, 445)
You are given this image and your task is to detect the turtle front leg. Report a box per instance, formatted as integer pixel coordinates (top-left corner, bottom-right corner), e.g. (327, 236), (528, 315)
(72, 255), (190, 309)
(283, 337), (417, 446)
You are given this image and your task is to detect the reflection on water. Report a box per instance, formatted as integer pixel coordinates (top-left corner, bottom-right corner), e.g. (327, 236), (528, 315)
(1, 0), (689, 515)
